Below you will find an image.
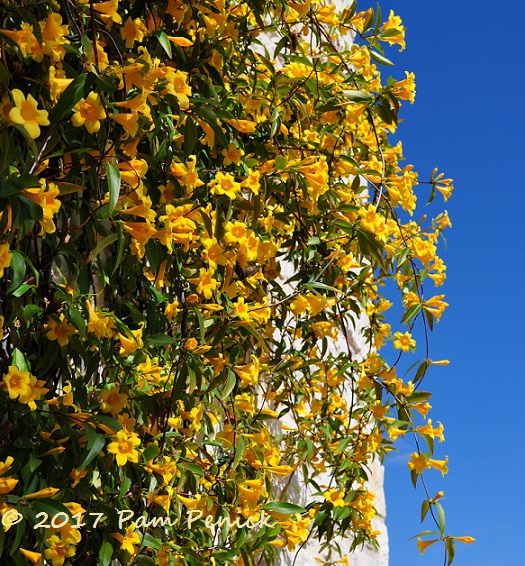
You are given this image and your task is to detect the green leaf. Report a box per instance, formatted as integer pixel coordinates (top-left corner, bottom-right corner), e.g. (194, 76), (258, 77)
(142, 443), (160, 462)
(7, 250), (26, 294)
(183, 116), (198, 159)
(50, 73), (90, 123)
(304, 281), (340, 294)
(421, 499), (430, 523)
(342, 90), (374, 103)
(274, 155), (287, 171)
(410, 529), (438, 539)
(67, 305), (86, 336)
(221, 369), (237, 399)
(262, 501), (306, 514)
(106, 161), (121, 215)
(158, 32), (172, 58)
(178, 462), (204, 477)
(78, 426), (106, 471)
(98, 539), (114, 566)
(408, 390), (432, 404)
(12, 348), (29, 372)
(11, 283), (32, 298)
(446, 537), (456, 566)
(142, 533), (163, 551)
(402, 303), (422, 325)
(145, 334), (176, 346)
(55, 182), (85, 195)
(89, 414), (122, 433)
(80, 33), (93, 61)
(9, 518), (25, 557)
(31, 499), (73, 523)
(436, 501), (446, 537)
(370, 49), (394, 66)
(119, 474), (132, 498)
(87, 233), (118, 264)
(112, 221), (125, 275)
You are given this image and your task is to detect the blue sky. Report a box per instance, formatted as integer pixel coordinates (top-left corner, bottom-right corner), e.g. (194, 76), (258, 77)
(367, 1), (525, 565)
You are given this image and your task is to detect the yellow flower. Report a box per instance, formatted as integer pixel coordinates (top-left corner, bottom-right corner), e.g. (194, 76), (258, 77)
(44, 314), (78, 346)
(0, 24), (43, 60)
(324, 488), (345, 507)
(25, 487), (60, 499)
(393, 331), (416, 352)
(163, 70), (192, 109)
(224, 221), (249, 245)
(422, 295), (449, 322)
(380, 10), (406, 51)
(99, 385), (128, 416)
(184, 337), (198, 350)
(225, 118), (257, 133)
(187, 267), (220, 299)
(453, 536), (475, 544)
(0, 243), (12, 278)
(118, 323), (144, 356)
(22, 180), (61, 234)
(71, 92), (106, 133)
(232, 297), (252, 321)
(111, 523), (141, 555)
(44, 534), (76, 566)
(165, 300), (180, 321)
(0, 456), (14, 476)
(0, 477), (18, 494)
(417, 537), (439, 554)
(2, 365), (31, 400)
(388, 426), (407, 442)
(40, 13), (70, 62)
(112, 110), (140, 137)
(241, 168), (261, 195)
(428, 456), (448, 476)
(167, 36), (193, 47)
(234, 393), (255, 414)
(9, 89), (49, 139)
(19, 549), (43, 565)
(221, 142), (244, 166)
(107, 430), (141, 466)
(237, 477), (267, 510)
(120, 17), (147, 48)
(210, 171), (240, 200)
(93, 0), (122, 25)
(70, 468), (88, 488)
(407, 452), (429, 474)
(393, 71), (416, 103)
(86, 301), (115, 338)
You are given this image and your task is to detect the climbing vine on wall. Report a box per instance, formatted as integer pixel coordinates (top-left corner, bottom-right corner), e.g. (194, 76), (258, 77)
(0, 1), (471, 564)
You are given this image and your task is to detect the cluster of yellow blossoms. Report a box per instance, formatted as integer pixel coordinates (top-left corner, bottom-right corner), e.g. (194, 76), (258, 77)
(0, 0), (466, 564)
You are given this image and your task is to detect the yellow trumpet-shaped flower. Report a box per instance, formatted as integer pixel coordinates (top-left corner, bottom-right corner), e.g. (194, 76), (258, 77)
(0, 243), (12, 278)
(452, 536), (475, 544)
(107, 430), (141, 466)
(9, 89), (49, 139)
(72, 92), (106, 133)
(0, 477), (18, 494)
(118, 323), (144, 356)
(19, 549), (43, 565)
(24, 487), (60, 499)
(93, 0), (122, 25)
(417, 537), (439, 554)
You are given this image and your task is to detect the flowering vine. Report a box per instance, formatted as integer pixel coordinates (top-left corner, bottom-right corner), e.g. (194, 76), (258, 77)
(0, 1), (470, 565)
